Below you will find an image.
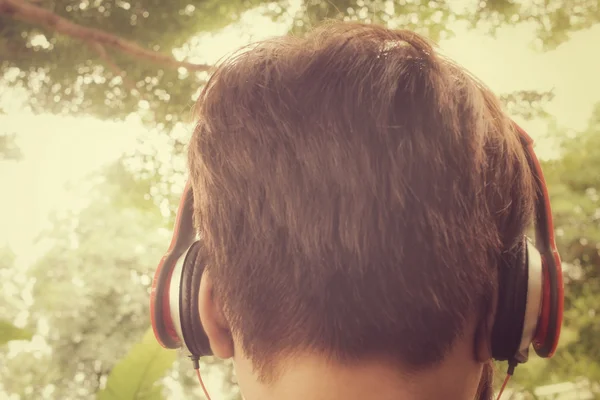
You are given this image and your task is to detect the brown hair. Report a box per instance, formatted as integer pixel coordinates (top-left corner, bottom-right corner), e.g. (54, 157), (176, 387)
(188, 22), (535, 380)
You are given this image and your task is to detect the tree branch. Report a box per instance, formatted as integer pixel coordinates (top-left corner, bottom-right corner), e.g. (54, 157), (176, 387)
(87, 41), (137, 92)
(0, 0), (212, 72)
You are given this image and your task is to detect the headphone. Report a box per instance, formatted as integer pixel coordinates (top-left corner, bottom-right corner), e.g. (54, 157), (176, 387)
(150, 122), (564, 370)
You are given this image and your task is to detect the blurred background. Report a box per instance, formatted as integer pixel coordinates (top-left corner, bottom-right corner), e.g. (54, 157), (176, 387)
(0, 0), (598, 399)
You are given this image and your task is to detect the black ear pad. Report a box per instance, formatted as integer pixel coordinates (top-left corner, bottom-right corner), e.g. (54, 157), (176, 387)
(180, 241), (213, 357)
(491, 238), (529, 361)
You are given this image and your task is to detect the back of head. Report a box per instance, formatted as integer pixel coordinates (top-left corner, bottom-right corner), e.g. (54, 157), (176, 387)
(188, 22), (535, 381)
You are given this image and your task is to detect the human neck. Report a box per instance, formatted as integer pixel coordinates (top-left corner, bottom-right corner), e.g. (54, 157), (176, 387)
(236, 349), (486, 400)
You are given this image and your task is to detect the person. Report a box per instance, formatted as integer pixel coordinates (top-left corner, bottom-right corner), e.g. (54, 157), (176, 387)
(182, 22), (544, 400)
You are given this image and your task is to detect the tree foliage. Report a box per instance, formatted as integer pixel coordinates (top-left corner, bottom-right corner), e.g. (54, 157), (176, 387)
(542, 105), (600, 385)
(96, 329), (176, 400)
(1, 0), (598, 129)
(0, 0), (265, 130)
(0, 1), (598, 399)
(0, 320), (32, 346)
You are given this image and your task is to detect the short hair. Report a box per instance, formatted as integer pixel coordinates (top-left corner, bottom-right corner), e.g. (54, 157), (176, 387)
(188, 22), (535, 380)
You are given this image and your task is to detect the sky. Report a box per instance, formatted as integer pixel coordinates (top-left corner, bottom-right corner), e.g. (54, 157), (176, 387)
(1, 14), (599, 268)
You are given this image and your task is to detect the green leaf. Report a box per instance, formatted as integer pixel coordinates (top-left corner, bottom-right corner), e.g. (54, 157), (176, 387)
(0, 319), (32, 346)
(96, 328), (177, 400)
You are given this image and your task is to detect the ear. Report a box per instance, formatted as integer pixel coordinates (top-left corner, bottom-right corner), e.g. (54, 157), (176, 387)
(198, 269), (235, 359)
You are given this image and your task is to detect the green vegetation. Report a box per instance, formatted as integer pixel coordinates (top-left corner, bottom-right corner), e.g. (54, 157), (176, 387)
(1, 1), (598, 398)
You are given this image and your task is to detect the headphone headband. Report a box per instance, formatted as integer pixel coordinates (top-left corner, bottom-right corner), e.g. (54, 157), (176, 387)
(514, 123), (564, 357)
(150, 180), (196, 348)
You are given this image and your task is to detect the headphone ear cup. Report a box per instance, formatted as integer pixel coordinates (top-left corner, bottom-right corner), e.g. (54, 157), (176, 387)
(491, 238), (529, 361)
(180, 241), (213, 357)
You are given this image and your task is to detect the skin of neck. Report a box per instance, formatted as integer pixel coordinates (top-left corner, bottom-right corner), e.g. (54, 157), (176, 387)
(198, 273), (495, 400)
(230, 323), (491, 400)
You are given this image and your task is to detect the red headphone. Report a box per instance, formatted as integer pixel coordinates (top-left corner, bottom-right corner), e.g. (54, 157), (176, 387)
(149, 123), (564, 383)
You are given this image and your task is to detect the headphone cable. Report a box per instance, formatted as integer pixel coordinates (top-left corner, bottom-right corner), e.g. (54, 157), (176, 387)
(496, 360), (517, 400)
(191, 355), (212, 400)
